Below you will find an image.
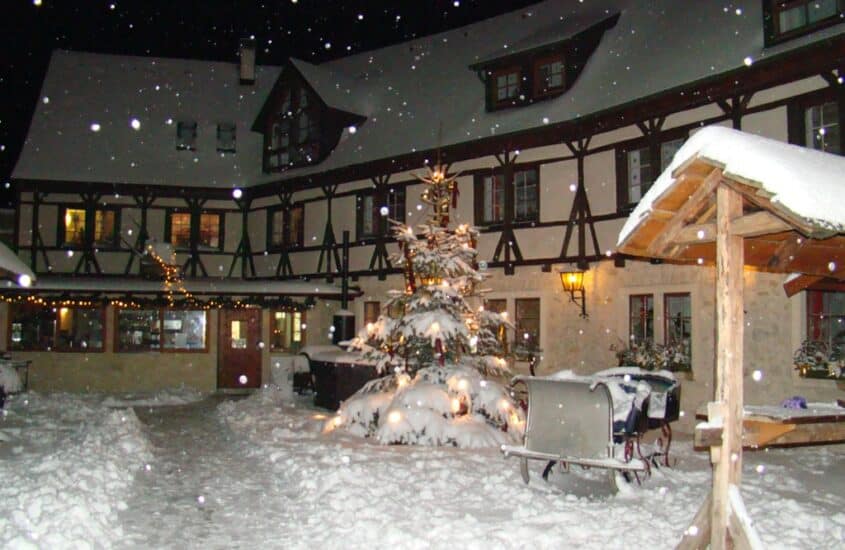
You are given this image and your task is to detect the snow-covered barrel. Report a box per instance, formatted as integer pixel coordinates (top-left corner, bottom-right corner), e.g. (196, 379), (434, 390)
(300, 345), (378, 410)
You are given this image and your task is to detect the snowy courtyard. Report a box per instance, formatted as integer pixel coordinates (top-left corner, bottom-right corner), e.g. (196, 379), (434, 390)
(0, 389), (843, 549)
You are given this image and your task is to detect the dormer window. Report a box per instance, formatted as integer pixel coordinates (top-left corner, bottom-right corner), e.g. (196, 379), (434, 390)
(176, 120), (197, 151)
(216, 123), (236, 153)
(266, 85), (321, 171)
(492, 67), (522, 107)
(765, 0), (845, 45)
(534, 54), (565, 97)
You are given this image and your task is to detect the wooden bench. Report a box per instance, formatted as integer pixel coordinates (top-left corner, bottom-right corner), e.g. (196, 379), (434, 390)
(501, 377), (647, 486)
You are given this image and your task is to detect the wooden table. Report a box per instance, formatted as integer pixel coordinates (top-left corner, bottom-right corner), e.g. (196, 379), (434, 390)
(696, 402), (845, 449)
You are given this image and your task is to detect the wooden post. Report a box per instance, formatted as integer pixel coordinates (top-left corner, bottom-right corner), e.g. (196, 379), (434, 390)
(711, 182), (744, 549)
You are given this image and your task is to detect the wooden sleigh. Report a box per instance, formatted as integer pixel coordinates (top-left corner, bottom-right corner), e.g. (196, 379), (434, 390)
(501, 377), (656, 488)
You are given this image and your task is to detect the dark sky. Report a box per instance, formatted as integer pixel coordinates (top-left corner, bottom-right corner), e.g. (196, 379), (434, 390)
(0, 0), (541, 207)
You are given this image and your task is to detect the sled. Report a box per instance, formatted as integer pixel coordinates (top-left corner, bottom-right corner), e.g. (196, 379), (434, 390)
(501, 376), (647, 488)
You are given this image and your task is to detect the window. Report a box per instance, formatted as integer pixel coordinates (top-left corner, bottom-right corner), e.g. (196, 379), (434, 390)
(10, 305), (104, 352)
(788, 91), (842, 154)
(10, 304), (56, 351)
(116, 309), (208, 352)
(363, 301), (381, 325)
(176, 120), (198, 151)
(167, 211), (222, 250)
(270, 310), (305, 352)
(268, 204), (304, 249)
(484, 299), (507, 314)
(198, 213), (221, 249)
(629, 294), (654, 345)
(62, 208), (86, 246)
(766, 0), (845, 43)
(266, 85), (321, 171)
(169, 212), (192, 248)
(217, 122), (236, 153)
(617, 134), (686, 211)
(357, 188), (406, 239)
(806, 291), (845, 350)
(515, 298), (540, 352)
(475, 167), (539, 226)
(60, 207), (119, 247)
(664, 293), (692, 360)
(534, 55), (565, 97)
(491, 67), (521, 107)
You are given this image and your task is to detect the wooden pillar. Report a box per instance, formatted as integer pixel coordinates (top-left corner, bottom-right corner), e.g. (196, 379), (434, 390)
(711, 183), (744, 549)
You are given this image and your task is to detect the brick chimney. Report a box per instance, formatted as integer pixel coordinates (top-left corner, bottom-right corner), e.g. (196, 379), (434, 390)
(239, 38), (256, 85)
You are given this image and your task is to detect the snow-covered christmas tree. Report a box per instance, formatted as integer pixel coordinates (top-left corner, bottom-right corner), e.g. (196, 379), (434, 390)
(330, 163), (524, 447)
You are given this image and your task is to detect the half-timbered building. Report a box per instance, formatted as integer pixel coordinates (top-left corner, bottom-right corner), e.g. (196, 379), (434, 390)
(6, 0), (845, 423)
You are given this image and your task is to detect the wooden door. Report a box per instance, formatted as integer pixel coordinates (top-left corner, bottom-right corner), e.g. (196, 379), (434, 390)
(218, 309), (262, 389)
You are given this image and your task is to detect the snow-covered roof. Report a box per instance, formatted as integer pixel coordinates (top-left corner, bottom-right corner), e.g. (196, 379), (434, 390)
(617, 126), (845, 247)
(13, 0), (845, 189)
(13, 50), (281, 188)
(24, 276), (350, 297)
(0, 241), (35, 285)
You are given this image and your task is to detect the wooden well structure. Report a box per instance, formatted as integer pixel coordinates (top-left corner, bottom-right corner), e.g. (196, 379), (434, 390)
(616, 127), (845, 549)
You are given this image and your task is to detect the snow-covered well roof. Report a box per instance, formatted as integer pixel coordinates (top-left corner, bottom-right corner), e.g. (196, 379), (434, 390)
(13, 50), (280, 188)
(13, 1), (845, 189)
(616, 127), (845, 279)
(0, 241), (36, 285)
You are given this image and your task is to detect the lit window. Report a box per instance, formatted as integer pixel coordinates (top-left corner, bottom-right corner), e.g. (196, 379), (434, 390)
(806, 101), (840, 154)
(515, 298), (540, 352)
(198, 213), (221, 249)
(116, 309), (160, 352)
(270, 310), (306, 352)
(116, 309), (207, 351)
(176, 120), (198, 151)
(475, 167), (539, 226)
(629, 294), (654, 345)
(217, 122), (236, 153)
(94, 210), (118, 246)
(169, 212), (192, 248)
(363, 301), (381, 325)
(161, 310), (207, 350)
(11, 304), (104, 352)
(63, 208), (86, 245)
(10, 304), (55, 351)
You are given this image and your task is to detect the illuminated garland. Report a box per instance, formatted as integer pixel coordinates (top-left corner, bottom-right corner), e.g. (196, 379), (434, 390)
(0, 293), (315, 311)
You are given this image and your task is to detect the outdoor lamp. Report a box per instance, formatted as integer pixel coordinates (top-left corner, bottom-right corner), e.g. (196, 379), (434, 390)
(559, 266), (588, 318)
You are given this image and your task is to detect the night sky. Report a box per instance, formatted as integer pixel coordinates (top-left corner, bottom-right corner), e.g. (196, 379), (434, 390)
(0, 0), (541, 207)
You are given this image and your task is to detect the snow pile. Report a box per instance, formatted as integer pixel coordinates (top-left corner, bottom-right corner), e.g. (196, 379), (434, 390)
(334, 365), (523, 448)
(0, 364), (23, 394)
(217, 390), (845, 549)
(0, 393), (152, 548)
(101, 386), (206, 408)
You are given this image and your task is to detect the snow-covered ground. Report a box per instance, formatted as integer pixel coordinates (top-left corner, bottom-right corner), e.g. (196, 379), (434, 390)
(2, 389), (844, 549)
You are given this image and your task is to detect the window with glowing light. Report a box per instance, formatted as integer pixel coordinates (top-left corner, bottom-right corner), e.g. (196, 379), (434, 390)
(10, 304), (104, 352)
(268, 204), (304, 250)
(10, 304), (56, 351)
(116, 309), (207, 352)
(270, 310), (306, 352)
(356, 187), (406, 239)
(806, 291), (845, 350)
(59, 207), (119, 248)
(198, 213), (221, 249)
(168, 212), (192, 248)
(514, 298), (540, 352)
(363, 301), (380, 325)
(166, 211), (222, 250)
(474, 166), (539, 226)
(629, 294), (654, 345)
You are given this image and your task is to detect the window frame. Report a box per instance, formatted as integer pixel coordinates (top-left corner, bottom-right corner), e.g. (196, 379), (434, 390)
(57, 205), (121, 249)
(764, 0), (845, 46)
(363, 301), (381, 325)
(664, 292), (692, 361)
(9, 304), (106, 353)
(114, 308), (210, 353)
(356, 187), (407, 240)
(269, 309), (306, 352)
(489, 65), (523, 109)
(532, 53), (566, 98)
(787, 87), (843, 155)
(265, 83), (323, 171)
(267, 203), (305, 251)
(216, 122), (237, 154)
(165, 209), (225, 252)
(176, 120), (198, 151)
(628, 294), (655, 345)
(806, 290), (845, 350)
(473, 165), (540, 227)
(615, 128), (688, 213)
(514, 297), (541, 353)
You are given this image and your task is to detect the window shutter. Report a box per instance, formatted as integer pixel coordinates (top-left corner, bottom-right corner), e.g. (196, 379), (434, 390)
(615, 147), (629, 213)
(787, 102), (806, 146)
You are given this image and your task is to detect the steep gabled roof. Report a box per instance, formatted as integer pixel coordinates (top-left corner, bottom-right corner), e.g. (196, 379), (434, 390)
(288, 58), (371, 117)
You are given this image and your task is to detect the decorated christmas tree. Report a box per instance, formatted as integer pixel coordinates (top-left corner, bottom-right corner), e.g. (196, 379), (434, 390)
(330, 163), (524, 447)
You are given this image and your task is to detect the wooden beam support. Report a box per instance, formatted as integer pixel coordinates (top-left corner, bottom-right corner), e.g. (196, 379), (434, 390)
(674, 211), (793, 245)
(646, 169), (722, 256)
(711, 183), (745, 550)
(783, 274), (824, 297)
